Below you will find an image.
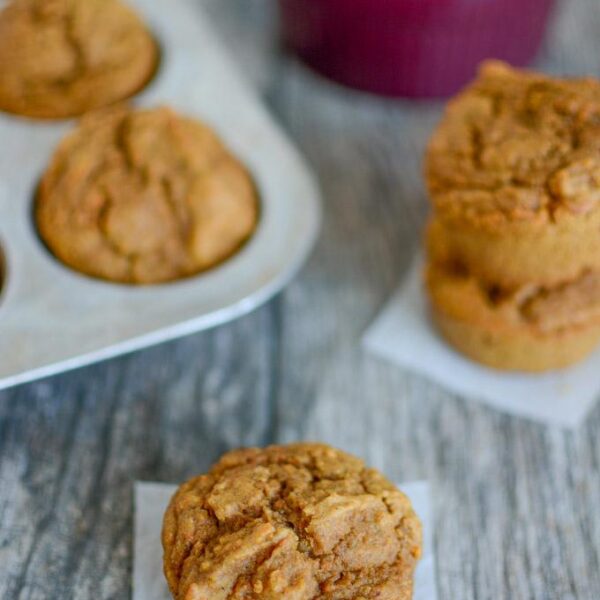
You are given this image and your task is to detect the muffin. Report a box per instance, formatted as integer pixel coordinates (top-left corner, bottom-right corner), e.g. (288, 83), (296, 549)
(36, 105), (259, 284)
(0, 0), (158, 119)
(162, 443), (422, 600)
(426, 60), (600, 288)
(426, 221), (600, 371)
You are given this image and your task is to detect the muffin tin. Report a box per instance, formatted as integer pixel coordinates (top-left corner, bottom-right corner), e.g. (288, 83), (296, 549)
(0, 0), (321, 390)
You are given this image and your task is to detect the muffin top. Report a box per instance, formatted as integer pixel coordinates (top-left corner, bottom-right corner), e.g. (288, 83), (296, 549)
(426, 61), (600, 229)
(162, 443), (422, 600)
(0, 0), (158, 118)
(36, 105), (259, 284)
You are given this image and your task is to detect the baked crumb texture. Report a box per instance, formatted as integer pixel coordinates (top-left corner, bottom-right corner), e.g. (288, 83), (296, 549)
(36, 105), (259, 284)
(0, 0), (158, 119)
(162, 443), (422, 600)
(425, 61), (600, 371)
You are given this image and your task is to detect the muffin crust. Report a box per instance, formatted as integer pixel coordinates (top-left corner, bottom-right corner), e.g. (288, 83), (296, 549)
(36, 105), (259, 284)
(162, 443), (422, 600)
(0, 0), (158, 119)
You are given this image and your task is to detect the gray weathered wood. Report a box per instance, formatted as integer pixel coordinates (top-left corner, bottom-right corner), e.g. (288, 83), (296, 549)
(1, 1), (600, 598)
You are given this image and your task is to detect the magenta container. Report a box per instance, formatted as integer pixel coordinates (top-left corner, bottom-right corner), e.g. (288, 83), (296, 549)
(279, 0), (555, 98)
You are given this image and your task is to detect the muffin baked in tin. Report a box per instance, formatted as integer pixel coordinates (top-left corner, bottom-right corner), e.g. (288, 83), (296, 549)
(0, 0), (158, 119)
(36, 105), (259, 284)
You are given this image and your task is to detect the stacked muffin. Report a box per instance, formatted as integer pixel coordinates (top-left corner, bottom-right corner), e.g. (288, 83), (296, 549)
(424, 61), (600, 371)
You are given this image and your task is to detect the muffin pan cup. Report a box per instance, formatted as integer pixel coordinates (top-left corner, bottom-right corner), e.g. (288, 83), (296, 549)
(0, 0), (321, 390)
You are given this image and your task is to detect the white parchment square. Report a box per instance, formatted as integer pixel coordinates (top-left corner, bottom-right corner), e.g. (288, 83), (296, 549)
(364, 257), (600, 429)
(132, 480), (437, 600)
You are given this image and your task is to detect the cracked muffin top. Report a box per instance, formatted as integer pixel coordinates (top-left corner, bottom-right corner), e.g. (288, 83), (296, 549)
(426, 61), (600, 228)
(162, 443), (422, 600)
(0, 0), (158, 118)
(36, 105), (259, 284)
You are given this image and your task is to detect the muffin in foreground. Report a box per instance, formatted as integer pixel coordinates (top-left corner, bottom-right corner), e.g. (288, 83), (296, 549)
(426, 221), (600, 372)
(162, 443), (422, 600)
(36, 105), (259, 284)
(426, 60), (600, 289)
(0, 0), (158, 119)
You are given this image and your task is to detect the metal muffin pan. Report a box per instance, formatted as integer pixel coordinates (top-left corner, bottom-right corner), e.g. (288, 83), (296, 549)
(0, 0), (321, 390)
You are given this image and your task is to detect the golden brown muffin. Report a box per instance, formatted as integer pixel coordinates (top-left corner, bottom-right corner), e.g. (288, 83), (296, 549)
(426, 60), (600, 288)
(162, 443), (422, 600)
(0, 0), (158, 119)
(426, 222), (600, 371)
(36, 105), (259, 284)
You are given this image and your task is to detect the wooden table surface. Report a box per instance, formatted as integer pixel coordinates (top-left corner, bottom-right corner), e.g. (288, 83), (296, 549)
(2, 1), (600, 598)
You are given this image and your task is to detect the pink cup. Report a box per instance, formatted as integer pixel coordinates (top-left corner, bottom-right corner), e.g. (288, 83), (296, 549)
(279, 0), (555, 98)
